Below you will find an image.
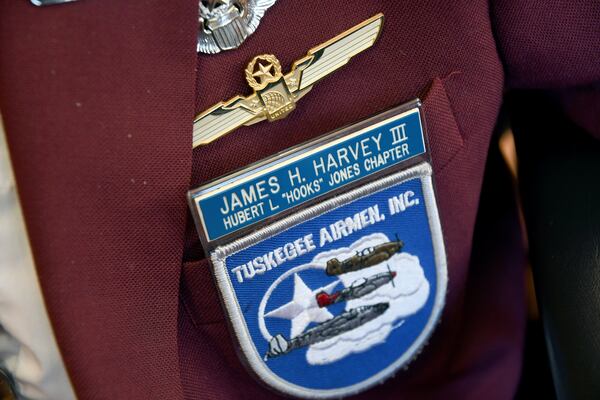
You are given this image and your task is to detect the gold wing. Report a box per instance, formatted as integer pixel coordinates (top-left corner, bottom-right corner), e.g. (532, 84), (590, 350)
(193, 13), (383, 148)
(192, 95), (266, 147)
(285, 13), (384, 91)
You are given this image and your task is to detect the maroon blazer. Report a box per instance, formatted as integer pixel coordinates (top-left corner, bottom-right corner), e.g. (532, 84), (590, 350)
(0, 1), (598, 398)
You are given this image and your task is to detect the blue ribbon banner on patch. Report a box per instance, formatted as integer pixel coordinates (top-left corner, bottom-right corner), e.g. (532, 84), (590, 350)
(191, 107), (425, 242)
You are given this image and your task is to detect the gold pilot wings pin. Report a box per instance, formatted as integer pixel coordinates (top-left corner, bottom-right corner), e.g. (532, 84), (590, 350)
(193, 13), (384, 147)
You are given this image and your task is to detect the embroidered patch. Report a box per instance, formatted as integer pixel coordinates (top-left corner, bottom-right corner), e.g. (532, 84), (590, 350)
(189, 100), (447, 397)
(211, 163), (446, 397)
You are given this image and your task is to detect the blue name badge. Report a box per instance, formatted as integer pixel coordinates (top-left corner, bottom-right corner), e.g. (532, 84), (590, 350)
(189, 100), (448, 398)
(189, 101), (427, 248)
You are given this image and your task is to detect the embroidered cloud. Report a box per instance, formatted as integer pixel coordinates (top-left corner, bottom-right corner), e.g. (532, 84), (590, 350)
(305, 233), (429, 365)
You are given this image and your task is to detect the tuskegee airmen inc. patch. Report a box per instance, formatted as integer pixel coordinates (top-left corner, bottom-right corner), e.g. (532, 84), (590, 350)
(188, 100), (448, 398)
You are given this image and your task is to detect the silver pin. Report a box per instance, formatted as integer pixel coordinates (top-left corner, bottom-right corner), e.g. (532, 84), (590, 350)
(30, 0), (80, 6)
(198, 0), (276, 54)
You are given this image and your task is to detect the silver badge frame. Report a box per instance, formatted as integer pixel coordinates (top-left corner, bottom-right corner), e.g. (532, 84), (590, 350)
(189, 99), (430, 252)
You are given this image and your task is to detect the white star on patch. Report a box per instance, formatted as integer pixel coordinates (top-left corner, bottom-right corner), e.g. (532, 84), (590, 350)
(265, 273), (339, 338)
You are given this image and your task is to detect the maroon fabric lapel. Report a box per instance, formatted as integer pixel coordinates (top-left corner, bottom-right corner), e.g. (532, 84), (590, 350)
(0, 1), (198, 398)
(2, 0), (598, 398)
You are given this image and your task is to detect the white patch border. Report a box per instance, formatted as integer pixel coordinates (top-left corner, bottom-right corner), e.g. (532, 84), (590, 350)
(210, 162), (448, 398)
